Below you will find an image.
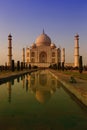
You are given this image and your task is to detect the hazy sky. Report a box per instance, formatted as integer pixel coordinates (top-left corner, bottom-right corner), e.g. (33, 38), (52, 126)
(0, 0), (87, 65)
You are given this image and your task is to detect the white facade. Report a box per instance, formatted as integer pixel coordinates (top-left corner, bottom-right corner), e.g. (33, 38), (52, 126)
(25, 31), (63, 67)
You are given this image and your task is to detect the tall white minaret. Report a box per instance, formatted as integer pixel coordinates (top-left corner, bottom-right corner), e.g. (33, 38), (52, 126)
(8, 34), (12, 67)
(74, 34), (79, 67)
(22, 48), (25, 64)
(61, 48), (65, 63)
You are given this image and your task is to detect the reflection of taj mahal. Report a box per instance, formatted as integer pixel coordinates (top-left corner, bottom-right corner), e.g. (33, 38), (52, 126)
(27, 70), (59, 103)
(6, 70), (61, 104)
(25, 30), (64, 67)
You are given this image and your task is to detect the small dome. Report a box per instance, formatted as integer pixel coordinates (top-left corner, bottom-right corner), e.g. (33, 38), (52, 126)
(35, 31), (51, 46)
(8, 34), (12, 40)
(31, 43), (36, 48)
(50, 43), (56, 49)
(75, 33), (79, 38)
(8, 34), (12, 37)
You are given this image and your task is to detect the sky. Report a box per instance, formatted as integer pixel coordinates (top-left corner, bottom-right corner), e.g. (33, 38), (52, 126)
(0, 0), (87, 65)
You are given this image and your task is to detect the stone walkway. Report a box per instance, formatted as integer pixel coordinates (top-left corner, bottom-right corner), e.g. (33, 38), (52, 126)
(49, 69), (87, 107)
(0, 70), (27, 79)
(0, 69), (37, 84)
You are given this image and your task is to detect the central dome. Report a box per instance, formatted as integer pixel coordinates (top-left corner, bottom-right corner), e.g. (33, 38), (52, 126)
(35, 30), (51, 46)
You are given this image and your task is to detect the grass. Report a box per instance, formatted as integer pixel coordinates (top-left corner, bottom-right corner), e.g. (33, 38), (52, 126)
(0, 70), (29, 78)
(58, 70), (87, 80)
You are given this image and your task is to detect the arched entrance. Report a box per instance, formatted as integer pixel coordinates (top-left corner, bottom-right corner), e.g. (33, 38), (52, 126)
(39, 52), (47, 63)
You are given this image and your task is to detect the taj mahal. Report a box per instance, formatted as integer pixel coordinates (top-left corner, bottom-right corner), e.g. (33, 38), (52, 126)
(25, 30), (65, 68)
(8, 30), (80, 68)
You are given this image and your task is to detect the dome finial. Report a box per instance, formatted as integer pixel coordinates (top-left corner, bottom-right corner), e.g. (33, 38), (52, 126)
(43, 28), (45, 34)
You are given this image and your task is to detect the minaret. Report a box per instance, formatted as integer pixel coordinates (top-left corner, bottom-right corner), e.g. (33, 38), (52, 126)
(23, 48), (25, 63)
(22, 48), (25, 68)
(74, 34), (79, 67)
(61, 48), (65, 63)
(8, 34), (12, 67)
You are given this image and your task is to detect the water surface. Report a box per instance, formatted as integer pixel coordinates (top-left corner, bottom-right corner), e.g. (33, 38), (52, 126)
(0, 70), (87, 130)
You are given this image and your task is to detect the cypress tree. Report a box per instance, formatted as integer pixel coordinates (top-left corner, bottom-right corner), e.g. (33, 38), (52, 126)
(62, 62), (64, 71)
(29, 64), (31, 69)
(17, 61), (20, 71)
(21, 62), (23, 70)
(11, 60), (15, 72)
(57, 62), (61, 70)
(79, 56), (83, 73)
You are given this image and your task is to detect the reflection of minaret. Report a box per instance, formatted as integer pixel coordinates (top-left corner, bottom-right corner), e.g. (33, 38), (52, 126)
(8, 34), (12, 67)
(7, 81), (12, 103)
(23, 48), (25, 66)
(61, 48), (65, 63)
(74, 34), (79, 67)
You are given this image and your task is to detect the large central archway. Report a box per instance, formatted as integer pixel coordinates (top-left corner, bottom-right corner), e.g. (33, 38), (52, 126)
(39, 52), (47, 63)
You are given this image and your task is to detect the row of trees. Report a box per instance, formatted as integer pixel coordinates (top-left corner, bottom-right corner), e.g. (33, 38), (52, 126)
(49, 62), (65, 70)
(11, 60), (38, 72)
(0, 60), (38, 72)
(11, 60), (32, 71)
(49, 56), (85, 73)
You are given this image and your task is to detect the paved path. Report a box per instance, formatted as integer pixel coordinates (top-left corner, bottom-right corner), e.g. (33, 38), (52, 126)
(0, 70), (29, 79)
(49, 69), (87, 107)
(0, 69), (37, 84)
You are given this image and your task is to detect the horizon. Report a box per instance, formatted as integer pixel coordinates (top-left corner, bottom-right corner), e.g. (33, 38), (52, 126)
(0, 0), (87, 65)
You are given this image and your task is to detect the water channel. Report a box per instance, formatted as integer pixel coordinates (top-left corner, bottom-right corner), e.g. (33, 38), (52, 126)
(0, 70), (87, 130)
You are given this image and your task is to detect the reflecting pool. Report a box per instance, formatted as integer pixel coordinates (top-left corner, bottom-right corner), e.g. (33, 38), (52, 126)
(0, 70), (87, 130)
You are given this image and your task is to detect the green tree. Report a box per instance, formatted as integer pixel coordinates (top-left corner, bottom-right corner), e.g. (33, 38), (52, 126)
(62, 62), (64, 71)
(79, 56), (83, 73)
(11, 60), (15, 72)
(17, 61), (20, 71)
